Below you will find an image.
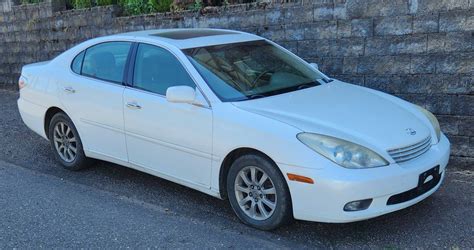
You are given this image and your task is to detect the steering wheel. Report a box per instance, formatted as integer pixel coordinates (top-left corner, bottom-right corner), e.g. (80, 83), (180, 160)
(250, 70), (273, 88)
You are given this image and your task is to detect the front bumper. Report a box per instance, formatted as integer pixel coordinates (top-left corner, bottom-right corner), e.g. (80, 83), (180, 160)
(279, 133), (450, 223)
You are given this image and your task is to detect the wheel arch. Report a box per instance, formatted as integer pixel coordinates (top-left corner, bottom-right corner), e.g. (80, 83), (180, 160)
(218, 147), (288, 200)
(44, 106), (66, 139)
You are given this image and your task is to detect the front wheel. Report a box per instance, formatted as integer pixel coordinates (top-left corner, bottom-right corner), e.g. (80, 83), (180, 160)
(48, 112), (93, 170)
(227, 153), (293, 230)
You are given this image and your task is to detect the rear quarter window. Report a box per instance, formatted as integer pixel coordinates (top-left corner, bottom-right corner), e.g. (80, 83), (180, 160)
(71, 51), (85, 74)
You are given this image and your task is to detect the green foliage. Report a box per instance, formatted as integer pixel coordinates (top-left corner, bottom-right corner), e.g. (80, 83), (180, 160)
(20, 0), (42, 4)
(148, 0), (172, 13)
(74, 0), (93, 8)
(18, 0), (250, 13)
(121, 0), (147, 15)
(96, 0), (116, 6)
(64, 0), (256, 16)
(189, 0), (202, 11)
(119, 0), (172, 15)
(64, 0), (75, 9)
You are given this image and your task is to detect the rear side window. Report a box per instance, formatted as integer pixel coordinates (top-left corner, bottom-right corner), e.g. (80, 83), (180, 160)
(81, 42), (132, 83)
(133, 43), (195, 95)
(71, 51), (85, 74)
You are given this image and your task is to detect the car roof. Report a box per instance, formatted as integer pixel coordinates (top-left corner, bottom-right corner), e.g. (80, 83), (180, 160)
(112, 28), (263, 49)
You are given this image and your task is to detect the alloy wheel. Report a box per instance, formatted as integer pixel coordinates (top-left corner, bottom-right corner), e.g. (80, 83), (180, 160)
(234, 166), (277, 220)
(53, 122), (77, 163)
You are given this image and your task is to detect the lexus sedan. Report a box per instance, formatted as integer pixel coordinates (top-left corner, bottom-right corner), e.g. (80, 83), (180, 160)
(18, 28), (450, 230)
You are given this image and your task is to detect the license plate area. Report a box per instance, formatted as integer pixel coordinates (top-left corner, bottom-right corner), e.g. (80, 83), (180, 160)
(418, 165), (441, 189)
(387, 165), (442, 205)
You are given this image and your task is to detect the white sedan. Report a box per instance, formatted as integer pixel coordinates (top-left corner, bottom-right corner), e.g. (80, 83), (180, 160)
(18, 28), (450, 230)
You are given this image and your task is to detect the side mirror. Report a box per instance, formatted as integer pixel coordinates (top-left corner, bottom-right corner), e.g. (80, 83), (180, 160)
(309, 62), (319, 70)
(166, 86), (196, 104)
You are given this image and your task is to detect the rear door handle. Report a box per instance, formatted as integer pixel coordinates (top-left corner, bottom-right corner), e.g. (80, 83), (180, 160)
(64, 86), (75, 93)
(126, 102), (142, 110)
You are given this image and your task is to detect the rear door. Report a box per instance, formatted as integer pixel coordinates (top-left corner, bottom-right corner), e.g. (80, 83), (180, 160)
(122, 43), (213, 187)
(59, 41), (132, 162)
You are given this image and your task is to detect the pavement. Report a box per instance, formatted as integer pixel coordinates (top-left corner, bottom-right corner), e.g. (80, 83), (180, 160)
(0, 89), (473, 248)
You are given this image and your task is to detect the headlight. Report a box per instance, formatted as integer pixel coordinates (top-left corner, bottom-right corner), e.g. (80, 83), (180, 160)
(297, 133), (389, 169)
(415, 105), (441, 142)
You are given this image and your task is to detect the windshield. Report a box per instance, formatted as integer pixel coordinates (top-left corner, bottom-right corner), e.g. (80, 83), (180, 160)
(183, 40), (324, 102)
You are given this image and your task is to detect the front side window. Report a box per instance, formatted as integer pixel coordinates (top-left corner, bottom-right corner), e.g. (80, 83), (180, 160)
(183, 40), (324, 102)
(133, 43), (195, 95)
(81, 42), (132, 83)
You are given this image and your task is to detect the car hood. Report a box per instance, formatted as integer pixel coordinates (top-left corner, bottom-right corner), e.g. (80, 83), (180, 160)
(232, 81), (430, 151)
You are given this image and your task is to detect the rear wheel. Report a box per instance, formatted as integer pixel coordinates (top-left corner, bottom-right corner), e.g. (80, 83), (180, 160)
(227, 153), (293, 230)
(48, 112), (93, 170)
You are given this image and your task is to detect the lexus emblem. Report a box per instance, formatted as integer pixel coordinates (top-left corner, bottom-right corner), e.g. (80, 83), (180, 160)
(406, 128), (416, 135)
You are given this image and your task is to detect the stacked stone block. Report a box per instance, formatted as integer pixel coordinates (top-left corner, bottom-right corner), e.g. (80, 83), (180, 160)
(0, 0), (472, 167)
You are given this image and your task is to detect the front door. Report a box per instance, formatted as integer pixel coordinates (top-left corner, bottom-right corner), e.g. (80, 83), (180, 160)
(123, 43), (213, 187)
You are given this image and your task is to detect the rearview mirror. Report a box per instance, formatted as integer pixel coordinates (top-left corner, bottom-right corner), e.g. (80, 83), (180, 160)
(309, 63), (319, 70)
(166, 86), (196, 104)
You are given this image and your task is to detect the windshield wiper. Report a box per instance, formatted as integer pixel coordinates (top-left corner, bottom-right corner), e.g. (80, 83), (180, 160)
(296, 82), (318, 90)
(236, 81), (320, 102)
(247, 94), (266, 100)
(324, 78), (334, 83)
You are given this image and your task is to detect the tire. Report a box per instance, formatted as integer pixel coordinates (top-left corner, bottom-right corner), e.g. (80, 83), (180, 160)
(48, 112), (93, 171)
(227, 153), (293, 230)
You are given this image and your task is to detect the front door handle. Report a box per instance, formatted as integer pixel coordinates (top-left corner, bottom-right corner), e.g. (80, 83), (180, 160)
(126, 102), (142, 110)
(64, 86), (76, 94)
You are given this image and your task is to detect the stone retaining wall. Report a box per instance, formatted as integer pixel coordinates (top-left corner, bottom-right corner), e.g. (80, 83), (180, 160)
(0, 0), (473, 167)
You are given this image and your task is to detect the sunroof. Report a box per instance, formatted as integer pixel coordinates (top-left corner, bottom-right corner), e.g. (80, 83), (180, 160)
(151, 30), (238, 40)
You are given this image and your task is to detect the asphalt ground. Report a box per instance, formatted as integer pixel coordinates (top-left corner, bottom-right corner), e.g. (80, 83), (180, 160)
(0, 89), (473, 248)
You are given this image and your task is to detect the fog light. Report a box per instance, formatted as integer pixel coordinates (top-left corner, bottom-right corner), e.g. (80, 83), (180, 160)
(343, 199), (372, 212)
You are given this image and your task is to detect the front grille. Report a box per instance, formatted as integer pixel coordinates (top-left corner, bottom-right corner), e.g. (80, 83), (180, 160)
(388, 136), (432, 163)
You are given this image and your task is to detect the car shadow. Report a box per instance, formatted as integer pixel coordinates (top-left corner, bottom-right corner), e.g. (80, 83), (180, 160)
(82, 158), (447, 247)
